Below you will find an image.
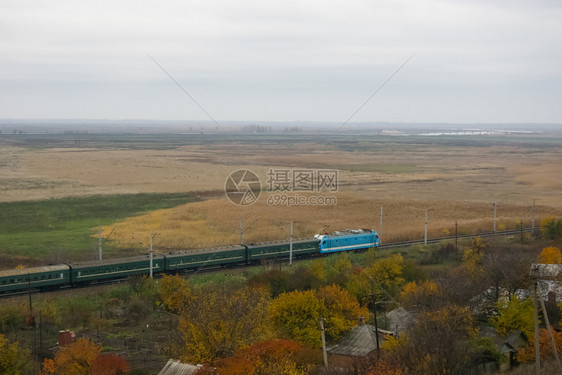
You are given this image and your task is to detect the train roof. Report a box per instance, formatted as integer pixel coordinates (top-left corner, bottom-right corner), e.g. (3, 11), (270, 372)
(166, 244), (247, 257)
(69, 254), (166, 268)
(0, 264), (70, 277)
(246, 238), (319, 247)
(322, 229), (374, 237)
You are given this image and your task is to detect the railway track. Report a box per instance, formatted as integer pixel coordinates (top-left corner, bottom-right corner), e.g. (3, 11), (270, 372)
(0, 227), (535, 300)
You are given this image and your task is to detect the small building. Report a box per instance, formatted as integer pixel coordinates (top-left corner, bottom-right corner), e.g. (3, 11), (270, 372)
(158, 359), (212, 375)
(58, 330), (76, 347)
(327, 317), (393, 368)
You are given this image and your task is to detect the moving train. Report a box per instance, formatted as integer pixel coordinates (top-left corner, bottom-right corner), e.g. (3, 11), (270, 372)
(0, 229), (379, 294)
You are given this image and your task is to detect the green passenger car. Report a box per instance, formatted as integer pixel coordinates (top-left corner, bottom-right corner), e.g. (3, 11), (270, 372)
(0, 265), (70, 293)
(247, 239), (319, 262)
(69, 255), (165, 283)
(165, 245), (248, 271)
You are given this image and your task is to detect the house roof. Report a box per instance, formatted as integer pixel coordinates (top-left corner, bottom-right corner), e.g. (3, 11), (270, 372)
(386, 307), (415, 334)
(328, 322), (390, 357)
(158, 359), (200, 375)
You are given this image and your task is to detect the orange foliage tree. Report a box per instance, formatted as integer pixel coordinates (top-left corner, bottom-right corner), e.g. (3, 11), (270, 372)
(517, 328), (562, 363)
(41, 338), (102, 375)
(538, 246), (562, 264)
(215, 339), (310, 375)
(91, 354), (130, 375)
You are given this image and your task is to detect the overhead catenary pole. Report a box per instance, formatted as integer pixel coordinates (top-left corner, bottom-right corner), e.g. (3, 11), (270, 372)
(99, 226), (102, 261)
(149, 233), (154, 278)
(424, 208), (428, 245)
(289, 220), (293, 266)
(531, 199), (536, 236)
(455, 220), (458, 252)
(379, 205), (383, 245)
(239, 217), (243, 244)
(494, 202), (497, 233)
(320, 318), (328, 367)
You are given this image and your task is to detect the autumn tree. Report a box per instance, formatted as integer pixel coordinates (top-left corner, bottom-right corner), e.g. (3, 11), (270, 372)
(269, 289), (325, 347)
(177, 285), (272, 363)
(215, 339), (310, 375)
(269, 285), (368, 347)
(481, 242), (533, 302)
(158, 274), (192, 313)
(518, 328), (562, 363)
(91, 354), (130, 375)
(383, 305), (478, 375)
(462, 237), (486, 278)
(538, 246), (562, 264)
(540, 215), (562, 240)
(317, 285), (369, 340)
(492, 296), (535, 338)
(42, 338), (102, 375)
(345, 254), (405, 301)
(400, 280), (442, 311)
(325, 253), (353, 286)
(0, 334), (30, 375)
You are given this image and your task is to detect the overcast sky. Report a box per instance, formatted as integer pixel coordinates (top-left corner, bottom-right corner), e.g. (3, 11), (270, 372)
(1, 0), (561, 123)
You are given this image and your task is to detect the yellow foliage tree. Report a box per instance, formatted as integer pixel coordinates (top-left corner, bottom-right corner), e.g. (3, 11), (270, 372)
(317, 285), (369, 340)
(462, 237), (486, 277)
(345, 254), (405, 299)
(178, 285), (272, 363)
(42, 338), (102, 375)
(538, 246), (562, 264)
(0, 334), (29, 375)
(400, 280), (441, 311)
(269, 289), (325, 347)
(158, 274), (192, 313)
(269, 285), (368, 347)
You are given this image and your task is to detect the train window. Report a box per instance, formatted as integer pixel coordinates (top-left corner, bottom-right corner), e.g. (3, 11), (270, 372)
(41, 275), (45, 280)
(2, 281), (5, 285)
(48, 275), (52, 279)
(10, 279), (14, 283)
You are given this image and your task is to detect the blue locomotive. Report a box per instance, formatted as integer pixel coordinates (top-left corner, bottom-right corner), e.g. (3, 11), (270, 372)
(315, 229), (379, 253)
(0, 229), (378, 294)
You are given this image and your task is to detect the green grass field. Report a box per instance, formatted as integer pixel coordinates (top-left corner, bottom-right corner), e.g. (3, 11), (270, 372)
(0, 193), (198, 266)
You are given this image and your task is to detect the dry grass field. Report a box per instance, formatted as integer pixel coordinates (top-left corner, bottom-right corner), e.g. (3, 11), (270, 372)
(1, 133), (561, 254)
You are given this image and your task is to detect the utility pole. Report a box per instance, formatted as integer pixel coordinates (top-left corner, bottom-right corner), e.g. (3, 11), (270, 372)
(370, 280), (381, 358)
(531, 198), (536, 236)
(28, 273), (32, 315)
(493, 202), (497, 233)
(520, 219), (524, 243)
(320, 318), (328, 367)
(534, 282), (540, 373)
(39, 310), (43, 356)
(536, 282), (562, 371)
(99, 226), (102, 261)
(455, 220), (458, 252)
(239, 217), (243, 244)
(149, 233), (154, 278)
(379, 205), (383, 245)
(424, 208), (428, 245)
(289, 220), (293, 267)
